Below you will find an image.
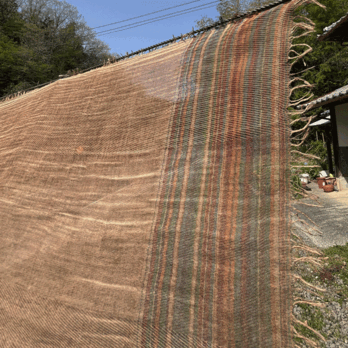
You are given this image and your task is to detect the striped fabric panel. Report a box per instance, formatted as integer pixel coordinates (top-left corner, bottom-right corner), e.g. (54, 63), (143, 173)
(141, 3), (293, 348)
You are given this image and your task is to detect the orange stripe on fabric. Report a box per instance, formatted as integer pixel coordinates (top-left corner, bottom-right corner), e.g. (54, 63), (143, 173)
(200, 30), (233, 344)
(165, 29), (217, 348)
(140, 42), (193, 347)
(210, 21), (242, 346)
(278, 3), (293, 347)
(223, 18), (249, 347)
(239, 12), (266, 348)
(269, 3), (289, 346)
(151, 34), (207, 348)
(257, 6), (282, 345)
(196, 27), (233, 342)
(189, 24), (232, 347)
(225, 15), (256, 347)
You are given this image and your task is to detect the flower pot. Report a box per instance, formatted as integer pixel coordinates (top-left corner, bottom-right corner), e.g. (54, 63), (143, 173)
(325, 177), (336, 186)
(316, 177), (325, 189)
(323, 184), (334, 192)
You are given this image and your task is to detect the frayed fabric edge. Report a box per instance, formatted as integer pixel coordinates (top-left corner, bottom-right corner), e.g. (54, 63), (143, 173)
(288, 1), (327, 347)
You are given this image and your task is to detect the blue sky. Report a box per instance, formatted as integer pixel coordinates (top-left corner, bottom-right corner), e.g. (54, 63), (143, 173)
(67, 0), (220, 56)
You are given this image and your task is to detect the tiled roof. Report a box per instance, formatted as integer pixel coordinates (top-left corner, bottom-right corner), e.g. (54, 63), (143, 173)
(318, 12), (348, 41)
(309, 110), (331, 127)
(309, 118), (330, 126)
(297, 85), (348, 111)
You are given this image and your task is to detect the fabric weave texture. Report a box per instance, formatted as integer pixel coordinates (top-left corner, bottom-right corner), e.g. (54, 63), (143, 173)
(0, 2), (297, 347)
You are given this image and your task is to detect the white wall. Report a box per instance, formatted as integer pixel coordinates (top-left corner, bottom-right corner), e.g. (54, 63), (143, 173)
(335, 102), (348, 146)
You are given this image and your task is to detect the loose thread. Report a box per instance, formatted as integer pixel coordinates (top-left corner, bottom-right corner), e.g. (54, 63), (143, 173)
(292, 314), (327, 342)
(294, 201), (323, 208)
(293, 274), (326, 292)
(291, 115), (315, 134)
(289, 44), (313, 68)
(291, 150), (320, 160)
(290, 115), (315, 125)
(290, 65), (316, 76)
(289, 94), (314, 107)
(292, 216), (322, 235)
(293, 286), (325, 299)
(292, 245), (323, 256)
(293, 300), (326, 308)
(292, 15), (316, 27)
(293, 256), (328, 266)
(292, 206), (321, 228)
(290, 128), (310, 147)
(292, 327), (320, 348)
(292, 256), (324, 267)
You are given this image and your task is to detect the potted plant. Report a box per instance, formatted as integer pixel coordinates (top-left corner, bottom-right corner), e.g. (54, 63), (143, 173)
(323, 184), (334, 192)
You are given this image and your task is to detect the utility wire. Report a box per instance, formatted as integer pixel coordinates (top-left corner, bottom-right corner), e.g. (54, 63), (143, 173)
(92, 0), (203, 29)
(96, 1), (220, 37)
(40, 1), (218, 49)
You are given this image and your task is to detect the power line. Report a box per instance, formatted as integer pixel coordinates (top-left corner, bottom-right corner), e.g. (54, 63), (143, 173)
(92, 0), (203, 30)
(96, 1), (220, 37)
(96, 0), (219, 35)
(38, 0), (218, 50)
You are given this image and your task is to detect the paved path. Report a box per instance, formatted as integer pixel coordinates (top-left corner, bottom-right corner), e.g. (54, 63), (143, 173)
(292, 180), (348, 249)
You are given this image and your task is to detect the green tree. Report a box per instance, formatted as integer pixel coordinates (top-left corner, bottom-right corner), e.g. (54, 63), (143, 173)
(194, 0), (275, 29)
(290, 0), (348, 147)
(18, 0), (110, 67)
(52, 21), (86, 75)
(289, 0), (348, 177)
(0, 0), (29, 96)
(293, 0), (348, 98)
(1, 0), (114, 98)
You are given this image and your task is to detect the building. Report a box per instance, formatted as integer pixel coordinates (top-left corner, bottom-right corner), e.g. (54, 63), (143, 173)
(298, 12), (348, 190)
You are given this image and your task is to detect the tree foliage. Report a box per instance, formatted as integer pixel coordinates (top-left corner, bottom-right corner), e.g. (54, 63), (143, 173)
(0, 0), (114, 98)
(294, 0), (348, 97)
(194, 0), (275, 29)
(290, 0), (348, 147)
(195, 0), (348, 175)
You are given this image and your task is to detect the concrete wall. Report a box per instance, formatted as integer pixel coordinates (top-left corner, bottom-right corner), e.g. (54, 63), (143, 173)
(335, 103), (348, 189)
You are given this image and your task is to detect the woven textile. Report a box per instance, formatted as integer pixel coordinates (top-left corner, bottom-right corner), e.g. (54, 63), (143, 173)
(0, 2), (300, 347)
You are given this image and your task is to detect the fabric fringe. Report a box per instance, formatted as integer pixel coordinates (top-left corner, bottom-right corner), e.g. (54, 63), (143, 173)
(2, 90), (27, 103)
(288, 1), (327, 347)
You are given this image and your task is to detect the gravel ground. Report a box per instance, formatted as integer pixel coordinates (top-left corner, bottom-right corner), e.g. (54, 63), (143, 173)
(291, 181), (348, 347)
(292, 181), (348, 249)
(292, 232), (348, 348)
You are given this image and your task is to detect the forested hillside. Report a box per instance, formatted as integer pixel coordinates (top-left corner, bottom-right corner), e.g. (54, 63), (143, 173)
(0, 0), (114, 98)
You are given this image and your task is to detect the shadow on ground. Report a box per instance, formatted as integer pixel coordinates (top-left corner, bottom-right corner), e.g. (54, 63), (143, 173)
(292, 181), (348, 249)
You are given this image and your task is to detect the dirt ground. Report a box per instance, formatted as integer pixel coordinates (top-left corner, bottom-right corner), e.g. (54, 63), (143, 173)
(292, 180), (348, 249)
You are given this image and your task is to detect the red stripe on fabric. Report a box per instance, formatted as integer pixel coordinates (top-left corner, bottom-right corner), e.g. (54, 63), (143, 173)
(224, 17), (251, 346)
(152, 34), (207, 348)
(213, 22), (241, 347)
(269, 4), (289, 345)
(140, 38), (198, 347)
(239, 12), (266, 347)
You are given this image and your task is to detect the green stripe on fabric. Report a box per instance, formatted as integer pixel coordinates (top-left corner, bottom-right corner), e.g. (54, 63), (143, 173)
(171, 29), (222, 339)
(141, 2), (295, 346)
(142, 37), (201, 347)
